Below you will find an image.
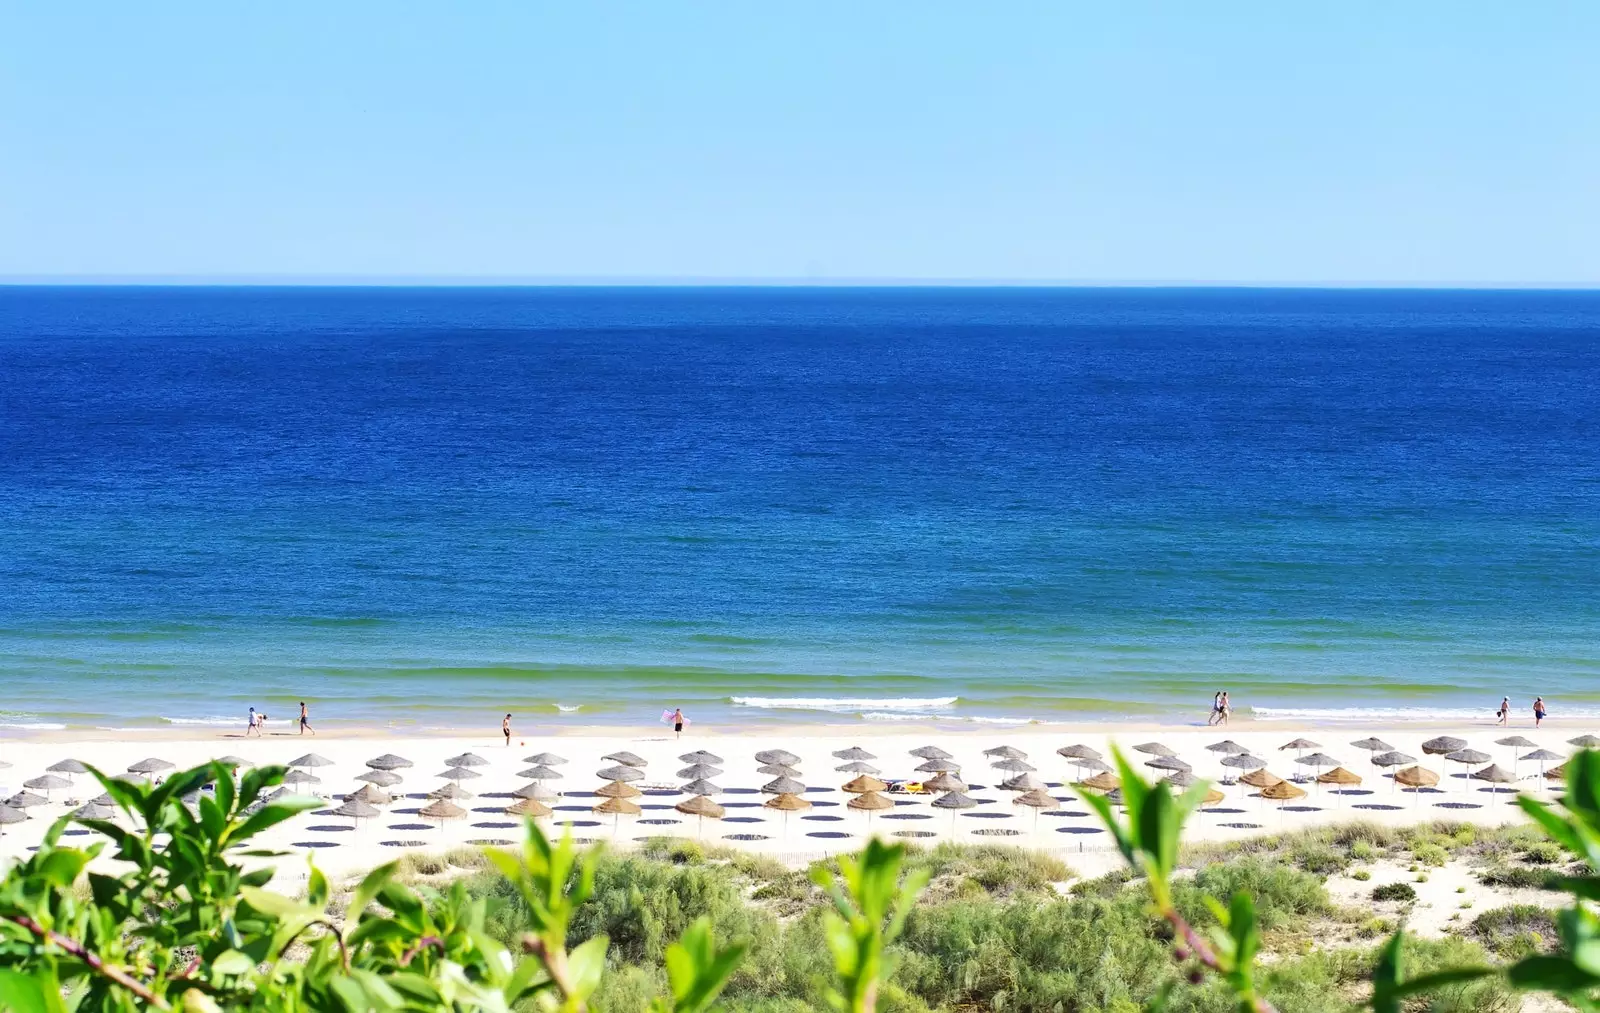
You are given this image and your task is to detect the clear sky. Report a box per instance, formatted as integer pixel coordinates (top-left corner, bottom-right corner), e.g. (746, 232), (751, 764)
(2, 4), (1596, 285)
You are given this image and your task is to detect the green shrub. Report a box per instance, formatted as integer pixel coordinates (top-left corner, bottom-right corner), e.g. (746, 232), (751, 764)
(1479, 864), (1560, 889)
(1467, 905), (1560, 959)
(1372, 882), (1417, 903)
(1349, 840), (1377, 862)
(1412, 842), (1449, 867)
(1291, 841), (1348, 876)
(1522, 841), (1565, 865)
(1351, 869), (1371, 881)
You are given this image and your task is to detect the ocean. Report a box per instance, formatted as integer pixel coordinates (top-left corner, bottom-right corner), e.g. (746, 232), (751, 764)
(1, 286), (1597, 732)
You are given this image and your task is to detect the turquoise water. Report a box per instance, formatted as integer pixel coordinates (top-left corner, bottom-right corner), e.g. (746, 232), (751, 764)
(2, 287), (1598, 730)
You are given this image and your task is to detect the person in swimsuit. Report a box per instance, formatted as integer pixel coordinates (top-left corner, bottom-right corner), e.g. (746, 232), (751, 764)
(247, 706), (258, 737)
(1208, 691), (1223, 726)
(1497, 697), (1510, 726)
(299, 701), (314, 736)
(1534, 697), (1547, 727)
(671, 707), (685, 739)
(502, 713), (512, 746)
(1218, 692), (1231, 726)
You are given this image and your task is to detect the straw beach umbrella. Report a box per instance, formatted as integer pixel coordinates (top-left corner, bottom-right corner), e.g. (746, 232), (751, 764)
(1144, 756), (1191, 773)
(366, 754), (413, 771)
(1077, 771), (1120, 794)
(1132, 742), (1175, 758)
(214, 756), (253, 771)
(841, 775), (889, 795)
(596, 765), (644, 783)
(1057, 744), (1104, 779)
(1279, 739), (1319, 759)
(923, 772), (966, 794)
(1470, 764), (1518, 794)
(1002, 772), (1047, 793)
(418, 799), (466, 828)
(1546, 763), (1568, 783)
(911, 746), (953, 761)
(675, 794), (726, 838)
(1372, 751), (1418, 793)
(1206, 740), (1246, 756)
(1495, 737), (1538, 779)
(282, 770), (320, 793)
(128, 758), (175, 776)
(932, 790), (978, 840)
(1260, 780), (1308, 821)
(833, 747), (877, 762)
(1394, 765), (1440, 808)
(520, 766), (565, 783)
(835, 761), (883, 775)
(289, 753), (333, 770)
(1220, 753), (1266, 792)
(1444, 749), (1491, 791)
(505, 797), (553, 820)
(1162, 771), (1199, 789)
(24, 774), (71, 799)
(915, 759), (960, 774)
(436, 766), (482, 783)
(357, 770), (404, 788)
(1317, 766), (1362, 807)
(331, 798), (380, 828)
(47, 759), (89, 782)
(680, 778), (721, 797)
(514, 782), (558, 801)
(984, 746), (1028, 760)
(757, 763), (801, 778)
(72, 801), (117, 822)
(594, 796), (641, 835)
(762, 776), (806, 796)
(596, 780), (644, 799)
(1350, 738), (1395, 759)
(602, 751), (647, 768)
(348, 783), (393, 806)
(755, 749), (800, 766)
(1568, 735), (1600, 749)
(1522, 749), (1563, 783)
(444, 753), (488, 769)
(677, 763), (724, 780)
(524, 752), (568, 766)
(991, 758), (1037, 774)
(848, 790), (893, 835)
(428, 783), (475, 801)
(1422, 737), (1467, 756)
(0, 806), (29, 833)
(765, 791), (811, 840)
(679, 750), (724, 766)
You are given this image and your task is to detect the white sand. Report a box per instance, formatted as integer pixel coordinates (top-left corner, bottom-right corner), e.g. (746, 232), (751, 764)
(0, 718), (1574, 888)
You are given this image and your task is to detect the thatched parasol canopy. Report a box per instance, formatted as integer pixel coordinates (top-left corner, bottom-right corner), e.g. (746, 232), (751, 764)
(1316, 767), (1362, 786)
(214, 756), (252, 770)
(932, 791), (978, 810)
(602, 751), (648, 768)
(835, 760), (882, 775)
(1546, 763), (1568, 781)
(596, 765), (644, 783)
(72, 801), (117, 821)
(1372, 751), (1417, 768)
(1279, 739), (1320, 752)
(524, 752), (568, 766)
(1445, 749), (1491, 765)
(1260, 781), (1308, 802)
(0, 805), (28, 824)
(915, 759), (960, 774)
(418, 799), (467, 821)
(1002, 773), (1047, 792)
(1496, 736), (1538, 749)
(911, 745), (954, 760)
(48, 759), (89, 775)
(513, 782), (558, 801)
(349, 784), (393, 806)
(1470, 764), (1518, 785)
(1239, 769), (1283, 789)
(1077, 771), (1121, 792)
(676, 795), (725, 819)
(289, 754), (333, 768)
(357, 770), (404, 787)
(1523, 749), (1563, 762)
(1013, 788), (1055, 809)
(436, 766), (482, 782)
(1163, 771), (1199, 788)
(597, 781), (644, 799)
(594, 796), (642, 816)
(1421, 737), (1467, 755)
(679, 750), (724, 765)
(677, 763), (724, 780)
(332, 798), (380, 821)
(1221, 754), (1267, 770)
(1145, 756), (1191, 772)
(1057, 744), (1103, 761)
(1568, 735), (1600, 749)
(506, 797), (553, 819)
(1295, 753), (1341, 769)
(428, 783), (475, 801)
(1394, 766), (1441, 788)
(520, 766), (564, 781)
(848, 791), (894, 812)
(765, 792), (812, 812)
(444, 753), (488, 768)
(990, 758), (1037, 774)
(24, 774), (71, 793)
(755, 749), (800, 766)
(1201, 788), (1226, 806)
(1351, 738), (1395, 753)
(282, 770), (320, 785)
(128, 758), (175, 774)
(1132, 742), (1175, 757)
(762, 776), (806, 795)
(366, 754), (413, 771)
(841, 775), (889, 794)
(832, 747), (877, 762)
(757, 763), (801, 777)
(923, 772), (967, 793)
(1205, 740), (1246, 754)
(680, 779), (722, 797)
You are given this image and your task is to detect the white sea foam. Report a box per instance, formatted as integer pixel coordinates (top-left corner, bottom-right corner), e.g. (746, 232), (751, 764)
(1252, 705), (1600, 722)
(161, 716), (248, 726)
(860, 712), (927, 722)
(731, 696), (958, 712)
(0, 721), (67, 730)
(554, 704), (582, 713)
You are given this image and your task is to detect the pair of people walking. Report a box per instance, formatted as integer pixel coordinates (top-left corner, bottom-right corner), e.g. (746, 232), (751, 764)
(1498, 696), (1547, 727)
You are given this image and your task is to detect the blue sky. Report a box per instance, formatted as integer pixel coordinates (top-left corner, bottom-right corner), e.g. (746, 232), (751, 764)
(2, 4), (1596, 284)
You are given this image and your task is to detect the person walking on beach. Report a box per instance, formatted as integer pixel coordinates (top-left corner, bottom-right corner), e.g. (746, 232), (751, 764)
(1535, 697), (1547, 727)
(1496, 697), (1511, 726)
(670, 707), (686, 740)
(502, 713), (512, 746)
(1207, 691), (1223, 726)
(247, 706), (259, 737)
(299, 701), (314, 736)
(1217, 692), (1231, 726)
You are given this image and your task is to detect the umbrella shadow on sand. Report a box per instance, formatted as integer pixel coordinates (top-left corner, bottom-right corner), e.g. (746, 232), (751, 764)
(304, 825), (356, 833)
(1352, 803), (1405, 811)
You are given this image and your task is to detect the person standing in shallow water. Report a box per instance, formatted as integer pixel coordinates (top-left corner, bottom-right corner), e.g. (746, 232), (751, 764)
(299, 701), (314, 736)
(502, 713), (512, 746)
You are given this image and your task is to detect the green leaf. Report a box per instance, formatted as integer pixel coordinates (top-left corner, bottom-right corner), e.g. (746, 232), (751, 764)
(1371, 931), (1405, 1013)
(343, 860), (399, 933)
(240, 885), (315, 919)
(226, 797), (322, 846)
(1508, 955), (1600, 992)
(567, 935), (610, 1002)
(0, 968), (64, 1013)
(211, 949), (254, 976)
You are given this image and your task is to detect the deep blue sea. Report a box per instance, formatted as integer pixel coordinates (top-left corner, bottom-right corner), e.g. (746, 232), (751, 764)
(2, 286), (1597, 732)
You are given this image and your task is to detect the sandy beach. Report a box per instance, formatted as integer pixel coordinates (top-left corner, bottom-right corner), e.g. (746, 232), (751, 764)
(0, 715), (1578, 887)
